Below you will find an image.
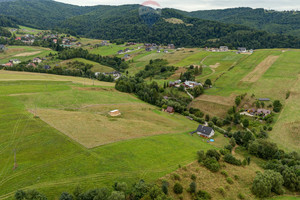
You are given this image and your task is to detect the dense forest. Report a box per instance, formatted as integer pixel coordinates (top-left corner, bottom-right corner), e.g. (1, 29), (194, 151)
(182, 7), (300, 37)
(1, 1), (300, 48)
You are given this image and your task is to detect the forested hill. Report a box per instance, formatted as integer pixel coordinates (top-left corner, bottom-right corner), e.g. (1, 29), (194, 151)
(183, 7), (300, 37)
(0, 0), (300, 48)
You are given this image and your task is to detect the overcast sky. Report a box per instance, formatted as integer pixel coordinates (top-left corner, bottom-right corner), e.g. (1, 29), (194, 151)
(55, 0), (300, 11)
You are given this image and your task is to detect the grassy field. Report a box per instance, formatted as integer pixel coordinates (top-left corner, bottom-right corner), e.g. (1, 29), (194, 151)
(0, 46), (55, 64)
(87, 44), (141, 56)
(160, 159), (261, 200)
(0, 72), (216, 199)
(59, 58), (115, 73)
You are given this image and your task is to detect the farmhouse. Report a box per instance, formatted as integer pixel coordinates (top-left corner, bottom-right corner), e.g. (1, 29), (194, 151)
(168, 44), (175, 49)
(4, 62), (13, 67)
(165, 106), (175, 114)
(44, 65), (51, 70)
(117, 50), (123, 54)
(219, 46), (229, 51)
(237, 47), (247, 53)
(109, 109), (121, 116)
(192, 125), (215, 138)
(27, 62), (37, 68)
(9, 59), (21, 65)
(257, 109), (271, 117)
(123, 54), (130, 59)
(183, 81), (202, 88)
(169, 80), (181, 87)
(33, 57), (42, 64)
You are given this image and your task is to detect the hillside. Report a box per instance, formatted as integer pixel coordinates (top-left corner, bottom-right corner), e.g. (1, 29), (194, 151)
(0, 1), (300, 48)
(184, 7), (300, 37)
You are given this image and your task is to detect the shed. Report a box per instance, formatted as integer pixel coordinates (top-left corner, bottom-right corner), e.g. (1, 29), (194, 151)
(109, 109), (121, 117)
(165, 106), (175, 114)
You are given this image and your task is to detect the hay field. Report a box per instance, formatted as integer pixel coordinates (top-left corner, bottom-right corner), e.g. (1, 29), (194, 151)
(241, 55), (279, 82)
(35, 102), (197, 148)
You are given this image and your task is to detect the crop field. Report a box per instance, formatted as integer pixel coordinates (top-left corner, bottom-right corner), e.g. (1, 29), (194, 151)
(0, 46), (55, 64)
(0, 72), (216, 199)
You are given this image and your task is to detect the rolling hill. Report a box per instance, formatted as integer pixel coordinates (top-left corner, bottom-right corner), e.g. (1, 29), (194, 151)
(183, 7), (300, 37)
(0, 0), (300, 48)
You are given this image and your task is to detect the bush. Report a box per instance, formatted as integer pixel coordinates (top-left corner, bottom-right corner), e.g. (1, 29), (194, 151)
(191, 174), (197, 181)
(60, 192), (73, 200)
(195, 190), (211, 200)
(217, 187), (226, 197)
(221, 170), (228, 177)
(173, 183), (183, 194)
(224, 154), (242, 166)
(162, 181), (169, 195)
(172, 173), (181, 181)
(226, 177), (234, 184)
(197, 150), (206, 163)
(252, 170), (284, 198)
(234, 175), (240, 180)
(206, 149), (221, 161)
(237, 193), (245, 199)
(219, 149), (230, 155)
(204, 158), (220, 172)
(224, 145), (233, 152)
(189, 182), (197, 193)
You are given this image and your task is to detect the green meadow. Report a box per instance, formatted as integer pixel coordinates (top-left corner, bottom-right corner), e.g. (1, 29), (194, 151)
(0, 74), (215, 199)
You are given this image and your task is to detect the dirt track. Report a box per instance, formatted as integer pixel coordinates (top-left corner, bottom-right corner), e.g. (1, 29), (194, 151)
(242, 55), (279, 82)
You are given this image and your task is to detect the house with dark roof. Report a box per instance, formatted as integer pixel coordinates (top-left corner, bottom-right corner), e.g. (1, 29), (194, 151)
(117, 50), (123, 54)
(257, 109), (271, 117)
(192, 125), (215, 138)
(0, 44), (5, 51)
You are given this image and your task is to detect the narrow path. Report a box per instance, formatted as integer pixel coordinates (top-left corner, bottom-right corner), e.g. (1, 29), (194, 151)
(184, 88), (194, 99)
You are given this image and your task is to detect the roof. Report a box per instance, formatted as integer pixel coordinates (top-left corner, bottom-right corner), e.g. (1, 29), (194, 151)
(110, 109), (120, 113)
(196, 125), (214, 136)
(258, 98), (270, 101)
(166, 106), (174, 113)
(257, 109), (271, 115)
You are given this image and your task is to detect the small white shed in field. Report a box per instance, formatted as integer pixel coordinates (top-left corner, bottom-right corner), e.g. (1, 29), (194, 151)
(109, 109), (121, 116)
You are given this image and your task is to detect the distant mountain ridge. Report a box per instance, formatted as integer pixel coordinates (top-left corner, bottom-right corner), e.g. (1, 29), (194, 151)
(0, 0), (300, 48)
(182, 7), (300, 37)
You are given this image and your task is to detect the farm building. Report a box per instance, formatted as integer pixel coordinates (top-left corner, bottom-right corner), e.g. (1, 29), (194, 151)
(257, 109), (271, 117)
(165, 106), (175, 114)
(237, 47), (247, 53)
(0, 44), (5, 51)
(192, 125), (215, 138)
(109, 109), (121, 117)
(183, 81), (202, 88)
(9, 59), (21, 65)
(219, 46), (229, 51)
(258, 98), (270, 101)
(33, 57), (42, 64)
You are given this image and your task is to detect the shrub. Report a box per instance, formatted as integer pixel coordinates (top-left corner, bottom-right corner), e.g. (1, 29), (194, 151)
(204, 158), (220, 172)
(226, 177), (234, 184)
(195, 190), (211, 200)
(242, 159), (247, 166)
(189, 182), (197, 193)
(172, 173), (181, 181)
(224, 144), (233, 151)
(252, 170), (284, 198)
(197, 150), (206, 163)
(234, 175), (240, 180)
(230, 137), (236, 147)
(60, 192), (73, 200)
(162, 180), (169, 195)
(268, 127), (273, 131)
(219, 149), (230, 155)
(173, 183), (183, 194)
(191, 174), (197, 181)
(206, 149), (221, 161)
(237, 193), (245, 199)
(217, 187), (226, 197)
(224, 154), (242, 166)
(221, 170), (228, 177)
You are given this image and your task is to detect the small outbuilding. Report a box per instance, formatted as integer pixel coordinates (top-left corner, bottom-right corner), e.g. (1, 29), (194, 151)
(165, 106), (175, 114)
(109, 109), (121, 117)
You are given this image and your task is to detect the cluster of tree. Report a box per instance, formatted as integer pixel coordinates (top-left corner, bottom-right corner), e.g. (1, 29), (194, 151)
(135, 59), (177, 79)
(186, 7), (300, 37)
(220, 127), (300, 196)
(1, 1), (300, 49)
(116, 77), (192, 114)
(0, 27), (12, 37)
(15, 179), (174, 200)
(179, 65), (203, 82)
(172, 181), (211, 200)
(0, 15), (19, 28)
(57, 48), (129, 72)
